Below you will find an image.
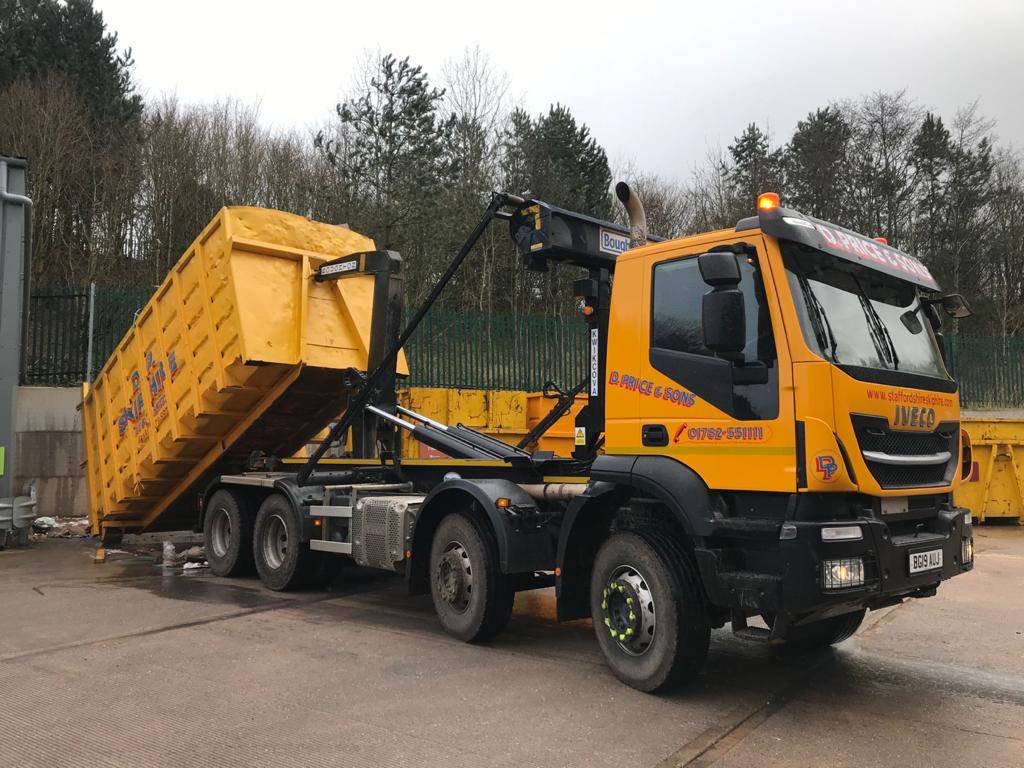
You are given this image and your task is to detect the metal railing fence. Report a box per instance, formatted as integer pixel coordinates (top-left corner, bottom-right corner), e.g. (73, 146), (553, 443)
(18, 285), (1024, 410)
(21, 285), (155, 386)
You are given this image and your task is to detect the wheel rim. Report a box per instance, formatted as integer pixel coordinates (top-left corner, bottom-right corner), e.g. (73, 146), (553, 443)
(600, 564), (656, 656)
(434, 540), (473, 613)
(261, 514), (288, 570)
(209, 506), (232, 558)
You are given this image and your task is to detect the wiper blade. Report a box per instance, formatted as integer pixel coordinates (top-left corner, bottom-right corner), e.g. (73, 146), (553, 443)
(853, 277), (899, 370)
(877, 315), (900, 369)
(799, 274), (838, 361)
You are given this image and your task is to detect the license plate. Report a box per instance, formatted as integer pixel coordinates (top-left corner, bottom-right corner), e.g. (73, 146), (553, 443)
(909, 548), (943, 574)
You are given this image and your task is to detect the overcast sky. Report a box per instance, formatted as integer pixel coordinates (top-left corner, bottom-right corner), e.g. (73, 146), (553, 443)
(94, 0), (1024, 180)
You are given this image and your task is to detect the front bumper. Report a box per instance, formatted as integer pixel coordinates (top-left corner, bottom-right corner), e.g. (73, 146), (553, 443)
(696, 504), (973, 625)
(777, 504), (972, 623)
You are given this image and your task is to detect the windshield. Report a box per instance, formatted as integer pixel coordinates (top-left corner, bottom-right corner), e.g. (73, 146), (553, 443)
(782, 241), (950, 378)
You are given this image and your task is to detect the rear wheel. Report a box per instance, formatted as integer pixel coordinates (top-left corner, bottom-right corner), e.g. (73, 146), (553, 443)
(590, 531), (710, 693)
(253, 494), (313, 591)
(203, 489), (254, 577)
(429, 513), (514, 643)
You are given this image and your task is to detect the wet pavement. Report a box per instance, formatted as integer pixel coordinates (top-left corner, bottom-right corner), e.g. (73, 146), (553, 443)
(1, 526), (1022, 767)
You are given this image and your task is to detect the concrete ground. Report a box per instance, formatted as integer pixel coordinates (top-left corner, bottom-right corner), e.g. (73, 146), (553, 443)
(1, 527), (1022, 768)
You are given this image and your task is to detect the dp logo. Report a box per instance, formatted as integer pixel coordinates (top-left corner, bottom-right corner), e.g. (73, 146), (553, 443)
(815, 453), (840, 482)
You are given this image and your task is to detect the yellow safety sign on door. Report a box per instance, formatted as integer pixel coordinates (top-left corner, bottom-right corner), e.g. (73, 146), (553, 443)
(574, 427), (586, 446)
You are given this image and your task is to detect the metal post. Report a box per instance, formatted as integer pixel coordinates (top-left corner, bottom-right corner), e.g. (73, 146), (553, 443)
(0, 157), (35, 545)
(86, 282), (96, 382)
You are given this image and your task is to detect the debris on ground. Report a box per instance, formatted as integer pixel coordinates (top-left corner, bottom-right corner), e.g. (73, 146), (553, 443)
(31, 516), (57, 533)
(182, 561), (209, 571)
(162, 542), (206, 567)
(31, 516), (91, 538)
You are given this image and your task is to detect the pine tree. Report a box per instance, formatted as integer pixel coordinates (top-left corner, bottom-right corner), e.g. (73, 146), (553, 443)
(727, 123), (784, 215)
(0, 0), (141, 131)
(911, 112), (951, 264)
(321, 54), (451, 251)
(785, 107), (852, 221)
(501, 104), (613, 219)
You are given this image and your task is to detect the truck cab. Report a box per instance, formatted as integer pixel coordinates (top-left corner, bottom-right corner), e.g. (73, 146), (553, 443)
(582, 192), (973, 665)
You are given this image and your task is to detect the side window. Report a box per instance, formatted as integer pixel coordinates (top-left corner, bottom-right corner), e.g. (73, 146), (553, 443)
(649, 251), (778, 420)
(651, 255), (776, 363)
(651, 259), (712, 357)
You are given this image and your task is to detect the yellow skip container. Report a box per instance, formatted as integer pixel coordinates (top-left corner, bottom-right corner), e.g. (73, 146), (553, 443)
(81, 207), (405, 537)
(955, 415), (1024, 523)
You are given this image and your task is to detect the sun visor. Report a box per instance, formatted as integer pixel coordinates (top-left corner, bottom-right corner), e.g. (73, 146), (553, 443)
(756, 206), (940, 291)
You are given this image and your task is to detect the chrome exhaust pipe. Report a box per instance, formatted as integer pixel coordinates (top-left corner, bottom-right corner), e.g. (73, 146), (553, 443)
(615, 181), (648, 248)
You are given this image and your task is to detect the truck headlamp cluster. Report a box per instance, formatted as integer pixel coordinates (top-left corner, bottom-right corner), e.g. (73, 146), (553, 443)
(822, 557), (865, 590)
(962, 537), (974, 565)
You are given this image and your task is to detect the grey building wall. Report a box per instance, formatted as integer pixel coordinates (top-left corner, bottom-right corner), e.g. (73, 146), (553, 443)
(14, 387), (88, 518)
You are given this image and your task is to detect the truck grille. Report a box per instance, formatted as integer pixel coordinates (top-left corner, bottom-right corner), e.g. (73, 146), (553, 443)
(851, 415), (958, 489)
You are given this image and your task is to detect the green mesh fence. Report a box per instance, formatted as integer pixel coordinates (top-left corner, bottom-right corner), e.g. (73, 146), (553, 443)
(945, 335), (1024, 410)
(19, 286), (1024, 411)
(402, 310), (588, 391)
(22, 286), (154, 386)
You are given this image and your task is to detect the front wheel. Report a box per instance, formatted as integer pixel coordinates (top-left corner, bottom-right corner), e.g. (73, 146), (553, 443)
(590, 532), (710, 693)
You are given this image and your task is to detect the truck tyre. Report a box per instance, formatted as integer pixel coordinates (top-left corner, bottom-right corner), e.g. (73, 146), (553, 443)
(590, 531), (710, 693)
(783, 609), (866, 649)
(253, 493), (312, 591)
(204, 489), (254, 577)
(429, 512), (514, 643)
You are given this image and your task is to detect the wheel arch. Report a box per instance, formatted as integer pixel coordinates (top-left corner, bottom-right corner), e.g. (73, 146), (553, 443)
(555, 482), (626, 621)
(555, 456), (713, 621)
(407, 478), (537, 595)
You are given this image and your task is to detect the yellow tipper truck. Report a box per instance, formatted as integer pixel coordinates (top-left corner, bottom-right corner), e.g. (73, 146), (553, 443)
(83, 187), (975, 693)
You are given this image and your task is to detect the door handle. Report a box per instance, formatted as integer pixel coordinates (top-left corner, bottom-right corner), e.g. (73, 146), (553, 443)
(642, 424), (669, 447)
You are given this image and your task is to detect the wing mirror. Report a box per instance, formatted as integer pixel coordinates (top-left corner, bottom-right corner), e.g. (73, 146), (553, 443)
(940, 293), (972, 319)
(926, 293), (972, 319)
(698, 252), (745, 360)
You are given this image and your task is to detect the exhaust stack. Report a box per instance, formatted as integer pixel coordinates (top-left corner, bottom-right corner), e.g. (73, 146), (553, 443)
(615, 181), (648, 248)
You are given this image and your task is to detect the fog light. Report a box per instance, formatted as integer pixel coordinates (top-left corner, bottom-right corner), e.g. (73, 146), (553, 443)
(822, 557), (865, 590)
(962, 537), (974, 564)
(821, 525), (862, 542)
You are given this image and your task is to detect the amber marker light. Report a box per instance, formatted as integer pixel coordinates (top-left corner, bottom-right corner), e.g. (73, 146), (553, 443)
(757, 192), (780, 211)
(873, 236), (888, 245)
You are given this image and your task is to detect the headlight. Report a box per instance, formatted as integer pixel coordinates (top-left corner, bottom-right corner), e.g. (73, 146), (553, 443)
(961, 537), (974, 564)
(822, 557), (865, 589)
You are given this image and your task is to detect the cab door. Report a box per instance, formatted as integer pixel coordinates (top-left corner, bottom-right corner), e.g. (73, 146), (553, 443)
(636, 237), (796, 493)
